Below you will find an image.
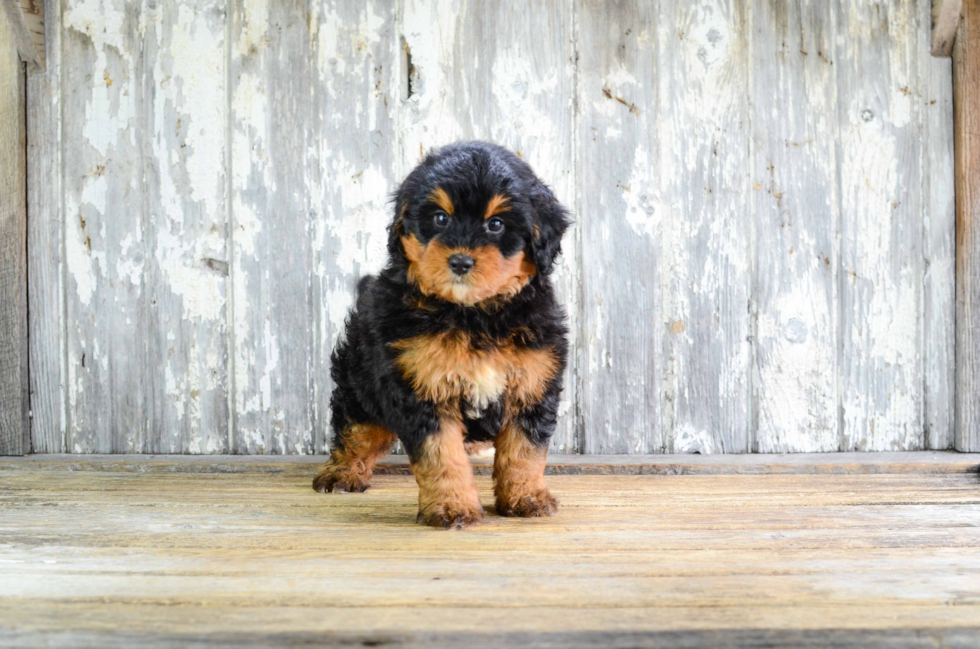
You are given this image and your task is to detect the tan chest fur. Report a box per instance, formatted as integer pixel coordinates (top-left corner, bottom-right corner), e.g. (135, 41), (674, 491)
(391, 332), (558, 414)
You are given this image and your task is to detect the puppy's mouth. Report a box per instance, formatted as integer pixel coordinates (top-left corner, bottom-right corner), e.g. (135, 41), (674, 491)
(401, 235), (536, 306)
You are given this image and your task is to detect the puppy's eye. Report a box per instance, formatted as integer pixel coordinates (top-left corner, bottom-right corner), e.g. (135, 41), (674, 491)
(486, 217), (504, 233)
(433, 212), (449, 228)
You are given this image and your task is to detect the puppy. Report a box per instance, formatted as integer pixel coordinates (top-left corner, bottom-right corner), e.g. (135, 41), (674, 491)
(313, 141), (570, 529)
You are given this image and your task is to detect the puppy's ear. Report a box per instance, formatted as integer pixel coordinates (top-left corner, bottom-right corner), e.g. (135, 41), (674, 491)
(387, 200), (408, 256)
(529, 183), (570, 276)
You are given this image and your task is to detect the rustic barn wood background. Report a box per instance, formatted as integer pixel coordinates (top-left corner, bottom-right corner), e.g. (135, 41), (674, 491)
(24, 0), (955, 455)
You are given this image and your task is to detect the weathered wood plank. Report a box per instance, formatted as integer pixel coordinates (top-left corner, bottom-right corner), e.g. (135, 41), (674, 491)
(955, 0), (980, 451)
(310, 0), (399, 454)
(143, 0), (229, 453)
(576, 0), (662, 454)
(932, 0), (963, 56)
(0, 9), (28, 456)
(230, 0), (315, 454)
(922, 0), (957, 449)
(4, 627), (980, 649)
(749, 1), (839, 452)
(2, 451), (979, 476)
(2, 0), (44, 70)
(27, 0), (65, 453)
(400, 0), (578, 452)
(63, 0), (147, 453)
(838, 0), (924, 451)
(659, 0), (752, 453)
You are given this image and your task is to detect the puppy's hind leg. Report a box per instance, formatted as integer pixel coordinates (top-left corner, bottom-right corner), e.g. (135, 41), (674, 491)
(313, 423), (397, 493)
(410, 418), (484, 529)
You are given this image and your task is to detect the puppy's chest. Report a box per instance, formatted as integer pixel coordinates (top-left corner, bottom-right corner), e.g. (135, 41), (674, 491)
(391, 332), (557, 411)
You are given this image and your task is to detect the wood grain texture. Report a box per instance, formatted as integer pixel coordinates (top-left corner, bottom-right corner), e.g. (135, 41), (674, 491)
(0, 10), (28, 456)
(62, 0), (147, 453)
(955, 0), (980, 451)
(576, 0), (662, 454)
(932, 0), (963, 56)
(2, 0), (43, 69)
(310, 0), (399, 454)
(1, 466), (979, 645)
(838, 0), (924, 451)
(922, 0), (957, 450)
(400, 0), (579, 452)
(230, 0), (315, 454)
(26, 0), (65, 453)
(660, 0), (752, 453)
(143, 0), (229, 453)
(749, 0), (839, 452)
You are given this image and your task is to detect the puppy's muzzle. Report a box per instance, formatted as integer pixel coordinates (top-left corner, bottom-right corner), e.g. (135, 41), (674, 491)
(448, 253), (475, 276)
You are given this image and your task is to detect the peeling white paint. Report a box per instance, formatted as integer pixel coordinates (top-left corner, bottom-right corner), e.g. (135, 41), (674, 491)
(65, 0), (134, 157)
(237, 0), (269, 54)
(65, 212), (98, 307)
(621, 147), (660, 238)
(323, 163), (389, 277)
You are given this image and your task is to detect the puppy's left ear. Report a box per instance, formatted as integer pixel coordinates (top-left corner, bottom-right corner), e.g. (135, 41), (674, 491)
(387, 199), (408, 257)
(529, 183), (570, 276)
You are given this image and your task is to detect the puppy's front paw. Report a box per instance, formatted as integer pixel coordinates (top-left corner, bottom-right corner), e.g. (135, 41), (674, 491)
(416, 502), (485, 530)
(496, 489), (559, 517)
(312, 469), (369, 494)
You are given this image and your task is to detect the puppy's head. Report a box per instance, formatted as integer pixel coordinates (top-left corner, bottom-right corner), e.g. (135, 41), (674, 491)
(389, 142), (569, 306)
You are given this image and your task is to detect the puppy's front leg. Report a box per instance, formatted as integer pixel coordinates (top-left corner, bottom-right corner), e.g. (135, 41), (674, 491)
(410, 417), (484, 529)
(493, 419), (558, 518)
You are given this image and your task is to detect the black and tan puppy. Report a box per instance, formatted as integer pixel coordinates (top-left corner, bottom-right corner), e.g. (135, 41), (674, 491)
(313, 141), (569, 529)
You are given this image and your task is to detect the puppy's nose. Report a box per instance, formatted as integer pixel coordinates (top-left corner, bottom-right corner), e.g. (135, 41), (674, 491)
(448, 253), (475, 276)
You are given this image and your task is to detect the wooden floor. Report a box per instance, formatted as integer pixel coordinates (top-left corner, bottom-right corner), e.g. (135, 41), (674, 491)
(2, 454), (980, 648)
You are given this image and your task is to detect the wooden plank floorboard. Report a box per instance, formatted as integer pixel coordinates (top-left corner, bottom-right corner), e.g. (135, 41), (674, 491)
(0, 463), (978, 647)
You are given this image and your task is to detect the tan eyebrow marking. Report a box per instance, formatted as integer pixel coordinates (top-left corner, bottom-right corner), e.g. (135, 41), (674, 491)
(429, 187), (454, 215)
(484, 194), (511, 220)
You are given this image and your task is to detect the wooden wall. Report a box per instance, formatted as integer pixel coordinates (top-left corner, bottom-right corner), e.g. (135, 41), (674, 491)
(24, 0), (955, 455)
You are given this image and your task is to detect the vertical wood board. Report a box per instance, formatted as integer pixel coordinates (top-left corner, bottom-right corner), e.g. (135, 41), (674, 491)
(576, 0), (663, 454)
(0, 8), (29, 455)
(62, 0), (147, 453)
(749, 0), (839, 452)
(659, 0), (752, 453)
(27, 0), (65, 453)
(230, 0), (315, 454)
(921, 0), (956, 450)
(837, 0), (924, 451)
(954, 0), (980, 451)
(143, 0), (229, 453)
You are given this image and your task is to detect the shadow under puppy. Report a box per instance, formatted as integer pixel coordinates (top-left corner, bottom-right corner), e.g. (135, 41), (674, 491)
(313, 141), (570, 529)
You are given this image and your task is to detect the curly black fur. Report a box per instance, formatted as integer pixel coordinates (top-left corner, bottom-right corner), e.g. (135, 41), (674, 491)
(327, 140), (570, 465)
